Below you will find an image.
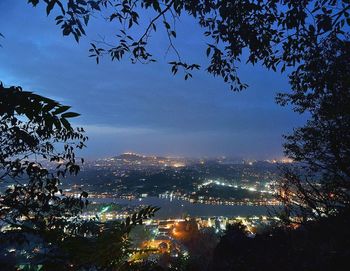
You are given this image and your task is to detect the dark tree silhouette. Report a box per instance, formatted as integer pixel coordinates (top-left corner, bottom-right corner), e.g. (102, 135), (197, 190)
(0, 82), (88, 231)
(210, 215), (350, 271)
(25, 0), (350, 90)
(1, 0), (350, 269)
(0, 83), (159, 270)
(0, 82), (89, 269)
(276, 36), (350, 220)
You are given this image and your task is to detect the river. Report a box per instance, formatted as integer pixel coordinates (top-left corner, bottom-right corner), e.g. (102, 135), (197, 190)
(91, 197), (276, 219)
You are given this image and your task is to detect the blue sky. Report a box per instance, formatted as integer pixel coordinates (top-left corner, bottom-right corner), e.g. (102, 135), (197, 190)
(0, 1), (306, 159)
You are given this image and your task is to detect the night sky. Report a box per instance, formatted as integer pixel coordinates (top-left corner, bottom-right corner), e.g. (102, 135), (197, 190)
(0, 1), (306, 159)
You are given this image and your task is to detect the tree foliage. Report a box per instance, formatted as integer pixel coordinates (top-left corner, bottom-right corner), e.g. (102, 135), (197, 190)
(1, 0), (349, 268)
(0, 82), (88, 268)
(0, 82), (88, 232)
(0, 83), (159, 270)
(57, 205), (159, 270)
(26, 0), (350, 90)
(210, 214), (350, 271)
(276, 36), (350, 219)
(21, 0), (350, 227)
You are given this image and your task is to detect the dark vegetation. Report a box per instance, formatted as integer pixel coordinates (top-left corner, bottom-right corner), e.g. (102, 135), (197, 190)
(0, 0), (349, 270)
(0, 83), (159, 270)
(210, 210), (350, 271)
